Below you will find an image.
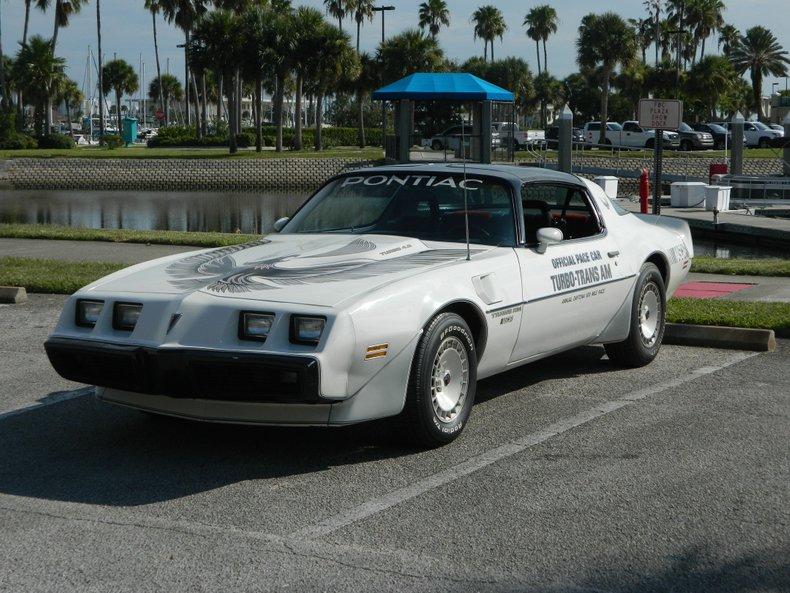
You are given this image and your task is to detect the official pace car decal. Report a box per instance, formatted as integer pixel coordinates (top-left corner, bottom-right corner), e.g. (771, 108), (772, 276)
(165, 237), (480, 293)
(549, 249), (613, 293)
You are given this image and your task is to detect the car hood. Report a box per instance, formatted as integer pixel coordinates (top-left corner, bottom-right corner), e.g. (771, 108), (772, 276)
(90, 234), (477, 307)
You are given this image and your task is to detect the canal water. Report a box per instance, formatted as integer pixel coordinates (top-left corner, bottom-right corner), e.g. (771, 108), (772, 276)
(0, 190), (787, 259)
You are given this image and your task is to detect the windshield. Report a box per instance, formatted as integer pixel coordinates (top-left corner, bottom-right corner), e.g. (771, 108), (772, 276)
(607, 123), (623, 131)
(679, 123), (693, 132)
(707, 124), (726, 133)
(753, 121), (770, 130)
(283, 173), (517, 247)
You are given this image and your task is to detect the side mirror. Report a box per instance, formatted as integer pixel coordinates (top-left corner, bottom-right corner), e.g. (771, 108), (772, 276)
(536, 227), (563, 254)
(273, 217), (290, 233)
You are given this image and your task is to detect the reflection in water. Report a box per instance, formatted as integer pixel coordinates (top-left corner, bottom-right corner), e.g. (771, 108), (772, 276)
(0, 190), (311, 234)
(692, 239), (790, 260)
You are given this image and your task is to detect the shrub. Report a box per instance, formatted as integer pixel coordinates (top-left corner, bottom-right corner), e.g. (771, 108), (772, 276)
(37, 133), (75, 149)
(100, 134), (123, 149)
(257, 126), (383, 149)
(0, 134), (38, 150)
(146, 130), (256, 149)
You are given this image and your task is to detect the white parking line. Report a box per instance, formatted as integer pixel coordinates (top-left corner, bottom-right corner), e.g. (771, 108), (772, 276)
(292, 351), (759, 540)
(0, 387), (93, 421)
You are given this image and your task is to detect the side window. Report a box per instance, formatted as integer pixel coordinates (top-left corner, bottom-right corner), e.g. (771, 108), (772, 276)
(522, 184), (603, 244)
(623, 122), (638, 132)
(587, 123), (600, 132)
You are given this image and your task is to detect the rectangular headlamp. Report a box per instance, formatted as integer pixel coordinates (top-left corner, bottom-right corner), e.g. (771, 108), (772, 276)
(290, 315), (326, 345)
(75, 299), (104, 328)
(239, 311), (275, 342)
(113, 302), (143, 331)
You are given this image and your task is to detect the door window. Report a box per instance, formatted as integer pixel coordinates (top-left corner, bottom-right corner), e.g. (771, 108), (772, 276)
(521, 184), (603, 244)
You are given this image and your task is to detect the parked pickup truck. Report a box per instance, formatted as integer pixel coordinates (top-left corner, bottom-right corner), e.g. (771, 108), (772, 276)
(583, 121), (680, 149)
(714, 121), (783, 148)
(491, 122), (545, 149)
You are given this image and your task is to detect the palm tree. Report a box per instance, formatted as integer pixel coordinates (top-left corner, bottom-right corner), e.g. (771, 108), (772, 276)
(144, 0), (165, 125)
(240, 6), (276, 152)
(309, 23), (358, 150)
(269, 10), (295, 152)
(292, 5), (324, 150)
(524, 5), (558, 73)
(49, 0), (89, 49)
(484, 57), (534, 120)
(471, 5), (506, 63)
(523, 12), (541, 76)
(687, 0), (723, 61)
(729, 26), (790, 121)
(353, 0), (374, 54)
(354, 52), (379, 147)
(577, 12), (637, 145)
(629, 17), (654, 64)
(418, 0), (450, 40)
(685, 55), (736, 120)
(148, 74), (182, 126)
(718, 24), (740, 56)
(533, 71), (561, 127)
(376, 29), (444, 82)
(57, 78), (83, 135)
(11, 35), (65, 135)
(324, 0), (350, 32)
(19, 0), (51, 127)
(102, 58), (139, 134)
(161, 0), (207, 132)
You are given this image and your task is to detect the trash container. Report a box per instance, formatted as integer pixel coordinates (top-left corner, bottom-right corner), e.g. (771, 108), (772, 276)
(122, 117), (138, 146)
(709, 163), (728, 184)
(593, 175), (618, 199)
(670, 182), (707, 207)
(705, 185), (731, 212)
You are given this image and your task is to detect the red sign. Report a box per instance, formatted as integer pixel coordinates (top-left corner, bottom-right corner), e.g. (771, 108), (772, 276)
(155, 110), (165, 121)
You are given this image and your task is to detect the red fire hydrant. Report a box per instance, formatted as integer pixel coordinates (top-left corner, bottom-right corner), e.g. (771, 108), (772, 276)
(639, 168), (650, 214)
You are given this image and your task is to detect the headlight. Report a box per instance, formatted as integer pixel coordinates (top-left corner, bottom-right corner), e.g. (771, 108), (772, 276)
(76, 299), (104, 328)
(239, 311), (275, 342)
(113, 302), (143, 331)
(290, 315), (326, 345)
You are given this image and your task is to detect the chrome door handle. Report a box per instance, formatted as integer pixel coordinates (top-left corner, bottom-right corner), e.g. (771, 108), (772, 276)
(607, 250), (620, 258)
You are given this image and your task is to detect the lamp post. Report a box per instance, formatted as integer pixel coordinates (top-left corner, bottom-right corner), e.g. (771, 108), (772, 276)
(373, 5), (395, 150)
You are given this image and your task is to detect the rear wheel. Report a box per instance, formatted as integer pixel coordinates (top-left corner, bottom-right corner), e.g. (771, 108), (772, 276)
(395, 313), (477, 448)
(605, 262), (666, 368)
(759, 137), (770, 149)
(680, 139), (693, 151)
(645, 138), (655, 149)
(431, 139), (443, 151)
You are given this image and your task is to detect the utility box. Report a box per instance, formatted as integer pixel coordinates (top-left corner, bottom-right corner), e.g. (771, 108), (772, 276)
(593, 175), (618, 199)
(670, 182), (707, 207)
(122, 117), (138, 146)
(705, 185), (731, 212)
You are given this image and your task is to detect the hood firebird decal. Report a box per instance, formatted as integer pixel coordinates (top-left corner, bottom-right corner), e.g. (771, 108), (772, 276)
(165, 238), (479, 294)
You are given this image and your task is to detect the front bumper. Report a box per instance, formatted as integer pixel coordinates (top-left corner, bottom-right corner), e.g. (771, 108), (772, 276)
(45, 337), (321, 404)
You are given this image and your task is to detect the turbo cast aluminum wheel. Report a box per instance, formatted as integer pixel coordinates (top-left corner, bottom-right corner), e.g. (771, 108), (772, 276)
(395, 312), (478, 448)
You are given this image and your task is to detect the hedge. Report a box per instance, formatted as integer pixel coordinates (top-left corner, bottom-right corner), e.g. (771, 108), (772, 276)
(0, 134), (38, 149)
(37, 133), (75, 149)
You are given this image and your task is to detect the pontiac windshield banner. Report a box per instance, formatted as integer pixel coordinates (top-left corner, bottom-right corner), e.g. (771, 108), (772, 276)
(341, 175), (484, 190)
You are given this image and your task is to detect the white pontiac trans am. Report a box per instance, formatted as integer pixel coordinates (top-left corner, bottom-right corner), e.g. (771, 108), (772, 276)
(46, 164), (693, 447)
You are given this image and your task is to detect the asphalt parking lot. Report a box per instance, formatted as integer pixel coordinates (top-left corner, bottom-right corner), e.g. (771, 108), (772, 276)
(1, 295), (788, 592)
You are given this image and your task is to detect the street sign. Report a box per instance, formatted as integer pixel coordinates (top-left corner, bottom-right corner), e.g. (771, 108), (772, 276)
(638, 99), (683, 130)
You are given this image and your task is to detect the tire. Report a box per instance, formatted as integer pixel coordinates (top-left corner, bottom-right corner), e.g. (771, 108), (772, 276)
(680, 139), (693, 152)
(759, 138), (769, 149)
(645, 139), (654, 149)
(395, 312), (478, 448)
(431, 140), (443, 151)
(715, 140), (724, 150)
(605, 262), (666, 368)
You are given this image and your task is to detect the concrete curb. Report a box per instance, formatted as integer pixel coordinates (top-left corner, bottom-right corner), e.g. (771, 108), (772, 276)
(664, 323), (776, 352)
(0, 286), (28, 304)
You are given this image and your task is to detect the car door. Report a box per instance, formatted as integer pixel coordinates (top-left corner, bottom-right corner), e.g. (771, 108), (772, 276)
(743, 123), (757, 146)
(510, 182), (631, 362)
(622, 122), (641, 147)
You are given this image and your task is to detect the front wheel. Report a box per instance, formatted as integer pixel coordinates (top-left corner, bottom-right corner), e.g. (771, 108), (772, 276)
(605, 262), (666, 367)
(395, 313), (478, 448)
(680, 139), (693, 151)
(431, 139), (443, 151)
(759, 138), (770, 149)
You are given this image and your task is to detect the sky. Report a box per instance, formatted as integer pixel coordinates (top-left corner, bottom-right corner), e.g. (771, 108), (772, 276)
(3, 0), (789, 100)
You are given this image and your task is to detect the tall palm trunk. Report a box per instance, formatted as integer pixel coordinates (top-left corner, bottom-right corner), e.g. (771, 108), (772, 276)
(254, 77), (262, 152)
(0, 3), (8, 110)
(66, 101), (73, 136)
(115, 88), (122, 135)
(191, 71), (200, 138)
(52, 0), (61, 48)
(200, 74), (207, 137)
(598, 68), (611, 146)
(752, 68), (763, 121)
(483, 40), (487, 62)
(96, 0), (105, 139)
(184, 32), (190, 126)
(542, 39), (548, 73)
(228, 71), (237, 154)
(151, 11), (164, 120)
(274, 73), (285, 152)
(357, 89), (365, 148)
(490, 39), (495, 61)
(215, 72), (223, 129)
(45, 96), (52, 135)
(700, 37), (706, 60)
(356, 20), (361, 53)
(294, 73), (303, 150)
(535, 40), (541, 76)
(315, 88), (324, 151)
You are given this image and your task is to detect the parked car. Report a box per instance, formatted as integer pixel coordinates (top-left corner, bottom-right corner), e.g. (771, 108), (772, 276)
(677, 122), (715, 151)
(44, 164), (692, 447)
(491, 122), (546, 150)
(429, 125), (500, 151)
(768, 124), (785, 136)
(690, 122), (741, 150)
(714, 120), (783, 148)
(545, 125), (585, 149)
(583, 121), (680, 149)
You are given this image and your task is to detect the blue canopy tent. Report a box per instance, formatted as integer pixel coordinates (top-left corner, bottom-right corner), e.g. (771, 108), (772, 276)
(372, 73), (515, 163)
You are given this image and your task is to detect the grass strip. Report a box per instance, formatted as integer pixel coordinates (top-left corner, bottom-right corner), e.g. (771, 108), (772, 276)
(0, 224), (258, 247)
(0, 147), (384, 160)
(667, 298), (790, 335)
(0, 257), (126, 294)
(690, 256), (790, 277)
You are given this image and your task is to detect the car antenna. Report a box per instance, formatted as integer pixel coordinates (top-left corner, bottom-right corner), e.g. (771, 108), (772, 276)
(461, 106), (471, 261)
